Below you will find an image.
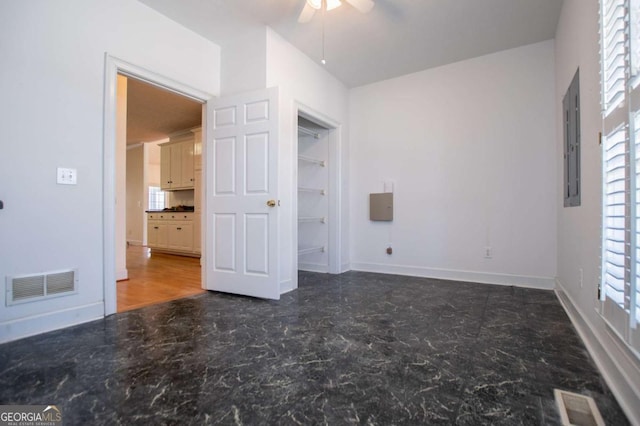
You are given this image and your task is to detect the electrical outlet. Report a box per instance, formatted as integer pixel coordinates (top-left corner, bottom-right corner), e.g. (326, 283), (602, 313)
(484, 246), (492, 259)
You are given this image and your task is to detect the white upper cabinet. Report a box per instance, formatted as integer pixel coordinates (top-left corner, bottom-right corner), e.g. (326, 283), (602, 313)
(160, 135), (195, 190)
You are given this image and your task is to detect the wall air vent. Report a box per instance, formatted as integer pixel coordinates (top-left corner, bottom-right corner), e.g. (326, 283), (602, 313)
(554, 389), (605, 426)
(6, 269), (78, 306)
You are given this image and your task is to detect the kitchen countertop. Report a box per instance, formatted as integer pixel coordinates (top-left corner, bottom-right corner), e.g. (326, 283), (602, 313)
(146, 209), (194, 213)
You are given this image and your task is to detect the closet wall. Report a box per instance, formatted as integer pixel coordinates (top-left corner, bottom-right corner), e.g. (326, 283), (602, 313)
(297, 117), (330, 272)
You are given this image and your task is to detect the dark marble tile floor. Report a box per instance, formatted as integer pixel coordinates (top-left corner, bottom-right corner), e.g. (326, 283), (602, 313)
(0, 271), (629, 425)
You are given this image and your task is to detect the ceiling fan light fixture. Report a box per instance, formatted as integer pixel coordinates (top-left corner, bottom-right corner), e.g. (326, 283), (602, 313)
(326, 0), (342, 11)
(307, 0), (322, 10)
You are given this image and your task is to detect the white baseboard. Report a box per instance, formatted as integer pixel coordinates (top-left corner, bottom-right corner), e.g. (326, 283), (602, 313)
(555, 280), (640, 425)
(341, 262), (351, 273)
(0, 302), (104, 344)
(299, 262), (329, 273)
(116, 268), (128, 281)
(280, 279), (294, 295)
(349, 262), (555, 290)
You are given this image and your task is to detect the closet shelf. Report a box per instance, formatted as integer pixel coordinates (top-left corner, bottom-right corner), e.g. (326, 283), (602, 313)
(298, 246), (325, 256)
(298, 187), (326, 195)
(298, 125), (320, 139)
(298, 216), (326, 223)
(298, 155), (326, 167)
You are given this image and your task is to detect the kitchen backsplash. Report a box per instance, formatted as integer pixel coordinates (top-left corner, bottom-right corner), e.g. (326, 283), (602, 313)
(167, 189), (194, 207)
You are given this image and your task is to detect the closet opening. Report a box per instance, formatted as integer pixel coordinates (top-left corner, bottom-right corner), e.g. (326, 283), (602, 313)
(295, 111), (341, 277)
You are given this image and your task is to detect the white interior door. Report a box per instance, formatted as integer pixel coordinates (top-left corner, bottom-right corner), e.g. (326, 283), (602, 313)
(205, 87), (280, 299)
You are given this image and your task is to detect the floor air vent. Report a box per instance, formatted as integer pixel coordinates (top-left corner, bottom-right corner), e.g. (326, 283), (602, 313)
(6, 269), (78, 305)
(554, 389), (605, 426)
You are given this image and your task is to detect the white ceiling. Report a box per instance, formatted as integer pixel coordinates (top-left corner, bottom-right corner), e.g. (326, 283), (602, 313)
(139, 0), (564, 88)
(126, 77), (202, 144)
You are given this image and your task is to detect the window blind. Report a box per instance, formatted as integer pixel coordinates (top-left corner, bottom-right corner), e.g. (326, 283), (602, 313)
(603, 125), (627, 308)
(601, 0), (640, 355)
(603, 0), (627, 114)
(634, 112), (640, 326)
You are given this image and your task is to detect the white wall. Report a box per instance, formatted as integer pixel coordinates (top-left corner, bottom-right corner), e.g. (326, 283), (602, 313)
(349, 40), (557, 288)
(220, 27), (267, 96)
(265, 28), (350, 292)
(126, 144), (145, 246)
(554, 0), (640, 422)
(0, 0), (220, 342)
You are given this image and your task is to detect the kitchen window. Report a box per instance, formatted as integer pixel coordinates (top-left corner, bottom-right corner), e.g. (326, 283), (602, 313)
(148, 186), (166, 210)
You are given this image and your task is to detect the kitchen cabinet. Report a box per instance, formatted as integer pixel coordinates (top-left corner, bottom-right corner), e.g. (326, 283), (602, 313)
(148, 221), (168, 248)
(147, 212), (198, 256)
(167, 222), (193, 251)
(160, 137), (194, 190)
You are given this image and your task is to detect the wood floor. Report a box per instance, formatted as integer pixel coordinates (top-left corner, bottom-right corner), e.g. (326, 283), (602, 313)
(117, 245), (205, 312)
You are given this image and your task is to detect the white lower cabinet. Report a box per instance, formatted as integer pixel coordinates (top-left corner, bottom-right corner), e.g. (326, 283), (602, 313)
(148, 222), (168, 248)
(147, 212), (198, 256)
(167, 222), (194, 251)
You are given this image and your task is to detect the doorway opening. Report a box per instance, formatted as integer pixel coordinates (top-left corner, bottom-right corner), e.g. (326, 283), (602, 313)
(116, 75), (204, 312)
(103, 55), (212, 315)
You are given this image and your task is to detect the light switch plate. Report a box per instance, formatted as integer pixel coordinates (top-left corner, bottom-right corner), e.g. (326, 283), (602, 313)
(57, 167), (77, 185)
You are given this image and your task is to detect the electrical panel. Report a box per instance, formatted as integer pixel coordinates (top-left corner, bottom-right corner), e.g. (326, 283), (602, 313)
(370, 193), (393, 221)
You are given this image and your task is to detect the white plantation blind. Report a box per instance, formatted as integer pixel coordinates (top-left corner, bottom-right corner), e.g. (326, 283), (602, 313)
(603, 126), (628, 307)
(632, 1), (640, 79)
(634, 112), (640, 326)
(601, 0), (640, 355)
(603, 0), (627, 114)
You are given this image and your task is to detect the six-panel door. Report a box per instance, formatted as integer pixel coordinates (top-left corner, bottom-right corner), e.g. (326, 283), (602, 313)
(205, 88), (280, 300)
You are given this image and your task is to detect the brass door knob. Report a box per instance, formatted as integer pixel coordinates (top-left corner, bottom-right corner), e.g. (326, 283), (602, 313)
(266, 200), (277, 207)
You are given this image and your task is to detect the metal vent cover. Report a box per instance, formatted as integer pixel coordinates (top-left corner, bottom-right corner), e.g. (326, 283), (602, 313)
(554, 389), (605, 426)
(6, 269), (77, 305)
(46, 271), (75, 294)
(12, 275), (45, 301)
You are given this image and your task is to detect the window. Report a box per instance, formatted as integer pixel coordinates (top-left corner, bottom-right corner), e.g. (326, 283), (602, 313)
(148, 186), (166, 210)
(601, 0), (640, 356)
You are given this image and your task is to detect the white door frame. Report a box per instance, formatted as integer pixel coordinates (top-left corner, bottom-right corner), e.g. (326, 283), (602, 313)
(293, 102), (343, 284)
(102, 54), (212, 315)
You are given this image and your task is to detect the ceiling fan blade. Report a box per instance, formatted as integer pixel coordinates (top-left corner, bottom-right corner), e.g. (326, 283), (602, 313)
(298, 2), (317, 23)
(345, 0), (374, 13)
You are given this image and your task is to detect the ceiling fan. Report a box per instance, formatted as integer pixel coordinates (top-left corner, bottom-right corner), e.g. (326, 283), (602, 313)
(298, 0), (375, 23)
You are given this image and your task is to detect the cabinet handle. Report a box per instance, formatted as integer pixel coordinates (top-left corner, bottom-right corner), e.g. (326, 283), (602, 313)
(177, 227), (182, 230)
(154, 227), (159, 229)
